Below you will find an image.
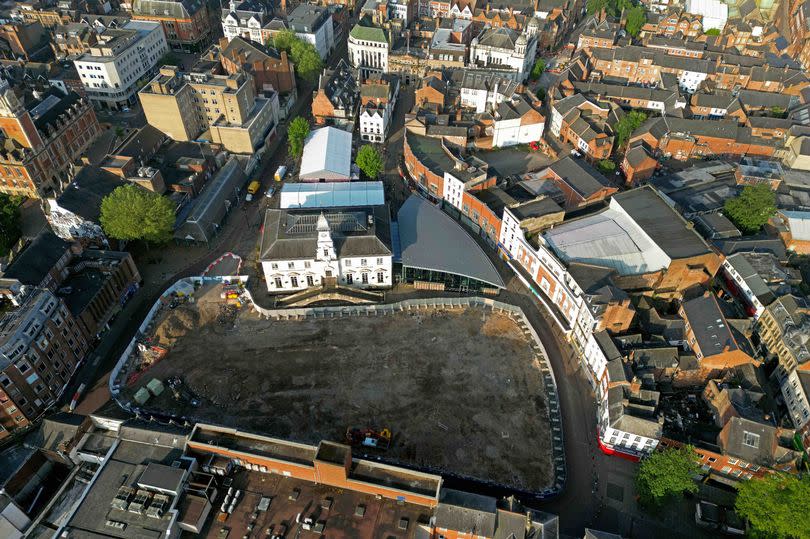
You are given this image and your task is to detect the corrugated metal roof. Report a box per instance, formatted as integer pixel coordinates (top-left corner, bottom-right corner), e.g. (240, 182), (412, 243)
(280, 181), (384, 209)
(543, 207), (671, 275)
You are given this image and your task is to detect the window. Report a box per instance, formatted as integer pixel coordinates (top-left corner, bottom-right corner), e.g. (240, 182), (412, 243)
(274, 277), (283, 288)
(288, 262), (295, 269)
(377, 272), (384, 283)
(346, 274), (353, 284)
(290, 276), (299, 287)
(346, 259), (352, 267)
(362, 273), (369, 284)
(271, 263), (278, 269)
(306, 276), (314, 286)
(304, 261), (311, 269)
(742, 431), (760, 448)
(323, 249), (329, 257)
(360, 258), (367, 266)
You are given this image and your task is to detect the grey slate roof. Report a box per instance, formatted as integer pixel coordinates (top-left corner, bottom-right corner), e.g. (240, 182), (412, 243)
(475, 26), (520, 50)
(681, 294), (739, 357)
(1, 230), (70, 287)
(545, 156), (613, 199)
(260, 205), (392, 261)
(56, 165), (127, 223)
(288, 3), (329, 33)
(724, 252), (774, 304)
(397, 195), (505, 289)
(719, 417), (778, 465)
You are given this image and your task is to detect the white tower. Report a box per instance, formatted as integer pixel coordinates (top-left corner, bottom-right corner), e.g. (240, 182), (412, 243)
(315, 213), (335, 261)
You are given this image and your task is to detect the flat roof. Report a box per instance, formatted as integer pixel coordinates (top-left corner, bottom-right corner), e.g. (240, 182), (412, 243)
(280, 181), (385, 209)
(65, 439), (184, 538)
(196, 468), (430, 539)
(190, 425), (317, 466)
(543, 205), (671, 276)
(396, 195), (505, 288)
(612, 186), (713, 259)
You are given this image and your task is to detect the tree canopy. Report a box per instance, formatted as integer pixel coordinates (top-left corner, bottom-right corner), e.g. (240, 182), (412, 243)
(530, 58), (546, 80)
(0, 193), (21, 256)
(724, 184), (776, 235)
(614, 110), (647, 149)
(735, 474), (810, 538)
(272, 30), (324, 82)
(635, 445), (699, 506)
(705, 28), (721, 36)
(356, 144), (384, 180)
(287, 116), (310, 158)
(625, 5), (647, 37)
(587, 0), (634, 17)
(100, 185), (175, 244)
(597, 159), (616, 174)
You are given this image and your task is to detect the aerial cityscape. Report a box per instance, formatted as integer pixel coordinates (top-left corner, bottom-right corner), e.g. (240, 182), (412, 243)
(0, 0), (809, 536)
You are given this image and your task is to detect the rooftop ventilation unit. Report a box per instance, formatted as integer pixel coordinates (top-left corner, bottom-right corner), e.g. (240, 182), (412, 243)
(111, 486), (134, 510)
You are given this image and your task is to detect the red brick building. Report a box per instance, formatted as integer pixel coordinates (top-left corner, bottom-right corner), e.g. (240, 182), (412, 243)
(132, 0), (212, 52)
(628, 117), (780, 161)
(216, 37), (296, 95)
(0, 84), (101, 198)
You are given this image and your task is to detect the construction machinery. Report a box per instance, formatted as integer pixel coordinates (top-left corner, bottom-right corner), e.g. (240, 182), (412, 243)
(345, 427), (391, 450)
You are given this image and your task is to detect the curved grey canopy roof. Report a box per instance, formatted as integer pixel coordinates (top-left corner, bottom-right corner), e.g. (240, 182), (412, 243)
(397, 195), (505, 289)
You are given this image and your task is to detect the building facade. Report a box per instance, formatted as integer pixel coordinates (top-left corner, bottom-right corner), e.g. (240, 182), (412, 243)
(288, 3), (334, 60)
(73, 20), (169, 110)
(131, 0), (212, 52)
(348, 23), (389, 79)
(260, 208), (393, 293)
(0, 289), (89, 437)
(0, 82), (101, 198)
(140, 66), (277, 154)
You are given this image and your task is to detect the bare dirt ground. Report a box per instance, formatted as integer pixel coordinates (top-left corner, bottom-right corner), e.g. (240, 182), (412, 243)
(131, 286), (554, 490)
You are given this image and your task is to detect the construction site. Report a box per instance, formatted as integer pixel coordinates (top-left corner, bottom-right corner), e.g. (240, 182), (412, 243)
(124, 283), (555, 491)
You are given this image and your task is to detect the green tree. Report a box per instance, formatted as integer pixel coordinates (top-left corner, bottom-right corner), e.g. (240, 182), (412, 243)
(356, 144), (384, 179)
(597, 159), (616, 174)
(0, 193), (21, 256)
(614, 110), (648, 149)
(770, 106), (787, 118)
(530, 58), (546, 80)
(100, 185), (175, 244)
(736, 474), (810, 538)
(705, 28), (721, 36)
(625, 5), (647, 37)
(287, 116), (310, 158)
(586, 0), (609, 15)
(724, 184), (776, 234)
(635, 445), (699, 506)
(272, 30), (324, 82)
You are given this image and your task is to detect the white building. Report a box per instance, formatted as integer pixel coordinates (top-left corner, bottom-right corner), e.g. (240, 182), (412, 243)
(456, 71), (520, 113)
(469, 27), (537, 82)
(288, 3), (334, 60)
(348, 24), (389, 79)
(221, 0), (273, 44)
(359, 76), (399, 143)
(780, 369), (810, 431)
(685, 0), (728, 31)
(73, 20), (168, 110)
(259, 208), (393, 293)
(491, 95), (545, 148)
